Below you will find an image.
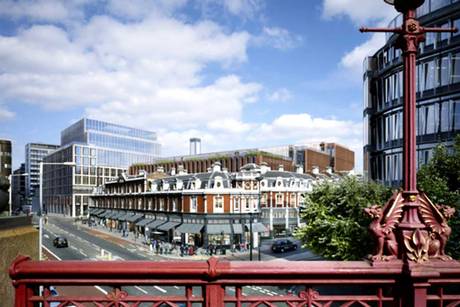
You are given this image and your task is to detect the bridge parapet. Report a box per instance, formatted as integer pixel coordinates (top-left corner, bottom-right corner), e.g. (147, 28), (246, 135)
(9, 255), (460, 306)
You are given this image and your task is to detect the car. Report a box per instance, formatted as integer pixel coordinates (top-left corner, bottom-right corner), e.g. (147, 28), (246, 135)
(271, 239), (297, 253)
(53, 237), (68, 248)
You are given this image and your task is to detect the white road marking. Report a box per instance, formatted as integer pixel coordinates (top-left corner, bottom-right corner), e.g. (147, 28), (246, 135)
(43, 246), (62, 261)
(70, 246), (78, 251)
(79, 249), (88, 257)
(135, 286), (148, 294)
(154, 286), (167, 293)
(173, 286), (179, 289)
(94, 286), (108, 295)
(44, 234), (49, 239)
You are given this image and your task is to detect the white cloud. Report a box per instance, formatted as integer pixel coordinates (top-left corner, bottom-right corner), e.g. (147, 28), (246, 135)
(157, 112), (361, 171)
(85, 75), (261, 129)
(0, 0), (87, 23)
(322, 0), (396, 24)
(253, 26), (302, 50)
(340, 33), (386, 76)
(107, 0), (188, 20)
(207, 118), (253, 134)
(222, 0), (264, 19)
(321, 0), (397, 80)
(0, 12), (253, 112)
(0, 105), (15, 120)
(268, 88), (292, 102)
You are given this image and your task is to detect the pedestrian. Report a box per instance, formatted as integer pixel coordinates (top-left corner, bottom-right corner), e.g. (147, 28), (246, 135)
(159, 241), (163, 255)
(209, 244), (214, 256)
(180, 244), (184, 257)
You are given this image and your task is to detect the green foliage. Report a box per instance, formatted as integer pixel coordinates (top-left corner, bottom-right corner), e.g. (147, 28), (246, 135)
(417, 135), (460, 258)
(294, 177), (392, 260)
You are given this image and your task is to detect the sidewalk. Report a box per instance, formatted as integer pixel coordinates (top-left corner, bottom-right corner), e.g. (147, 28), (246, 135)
(76, 221), (255, 261)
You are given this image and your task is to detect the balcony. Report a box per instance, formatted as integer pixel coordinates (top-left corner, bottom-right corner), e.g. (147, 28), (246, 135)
(9, 255), (460, 306)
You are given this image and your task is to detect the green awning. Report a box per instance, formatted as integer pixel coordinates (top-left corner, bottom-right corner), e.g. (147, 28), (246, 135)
(207, 224), (232, 234)
(176, 223), (204, 234)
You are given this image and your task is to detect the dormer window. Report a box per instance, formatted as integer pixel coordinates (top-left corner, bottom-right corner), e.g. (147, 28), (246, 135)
(214, 176), (223, 189)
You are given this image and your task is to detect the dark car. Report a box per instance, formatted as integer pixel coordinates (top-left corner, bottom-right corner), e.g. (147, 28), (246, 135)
(271, 239), (297, 253)
(53, 237), (68, 248)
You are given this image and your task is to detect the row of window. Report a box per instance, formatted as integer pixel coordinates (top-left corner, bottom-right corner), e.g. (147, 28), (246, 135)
(374, 52), (460, 110)
(86, 118), (157, 141)
(88, 133), (160, 155)
(370, 148), (439, 184)
(368, 99), (460, 148)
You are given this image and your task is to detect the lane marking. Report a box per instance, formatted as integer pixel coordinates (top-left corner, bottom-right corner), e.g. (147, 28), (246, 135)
(173, 286), (179, 289)
(70, 246), (78, 251)
(44, 234), (49, 239)
(134, 286), (148, 294)
(45, 241), (107, 296)
(79, 250), (88, 257)
(154, 286), (167, 293)
(43, 246), (62, 261)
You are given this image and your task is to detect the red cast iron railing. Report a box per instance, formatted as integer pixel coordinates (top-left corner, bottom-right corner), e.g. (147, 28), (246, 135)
(9, 255), (460, 307)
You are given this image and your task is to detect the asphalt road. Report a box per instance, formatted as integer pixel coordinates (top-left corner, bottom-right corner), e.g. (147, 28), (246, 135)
(43, 216), (294, 304)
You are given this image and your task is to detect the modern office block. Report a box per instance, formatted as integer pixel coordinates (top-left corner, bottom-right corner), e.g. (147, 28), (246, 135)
(363, 0), (460, 186)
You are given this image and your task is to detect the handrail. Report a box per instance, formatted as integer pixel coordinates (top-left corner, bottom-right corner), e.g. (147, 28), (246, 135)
(9, 255), (460, 307)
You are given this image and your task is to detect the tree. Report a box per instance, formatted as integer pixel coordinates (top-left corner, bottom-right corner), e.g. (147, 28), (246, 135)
(417, 135), (460, 259)
(295, 177), (392, 260)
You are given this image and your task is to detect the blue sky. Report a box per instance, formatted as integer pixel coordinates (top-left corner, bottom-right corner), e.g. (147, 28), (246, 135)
(0, 0), (399, 172)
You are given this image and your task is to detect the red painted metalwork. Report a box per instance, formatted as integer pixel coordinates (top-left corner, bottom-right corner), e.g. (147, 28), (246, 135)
(9, 255), (460, 306)
(360, 0), (457, 264)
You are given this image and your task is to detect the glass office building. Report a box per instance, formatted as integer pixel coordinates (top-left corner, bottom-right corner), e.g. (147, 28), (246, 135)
(43, 118), (161, 217)
(363, 0), (460, 186)
(24, 143), (60, 210)
(61, 118), (160, 167)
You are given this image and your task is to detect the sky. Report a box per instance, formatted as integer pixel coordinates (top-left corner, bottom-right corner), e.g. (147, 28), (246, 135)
(0, 0), (399, 172)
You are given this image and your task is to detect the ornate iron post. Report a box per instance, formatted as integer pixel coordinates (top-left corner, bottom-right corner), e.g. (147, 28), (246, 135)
(361, 0), (457, 264)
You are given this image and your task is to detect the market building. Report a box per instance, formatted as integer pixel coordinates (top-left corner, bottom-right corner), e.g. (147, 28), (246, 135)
(129, 142), (354, 177)
(90, 162), (336, 249)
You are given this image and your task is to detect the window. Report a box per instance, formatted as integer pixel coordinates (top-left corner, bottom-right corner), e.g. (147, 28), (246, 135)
(190, 197), (197, 213)
(233, 197), (240, 211)
(426, 104), (439, 134)
(214, 196), (223, 213)
(276, 193), (283, 206)
(439, 56), (450, 86)
(453, 53), (460, 84)
(455, 101), (460, 130)
(424, 60), (437, 90)
(290, 193), (296, 206)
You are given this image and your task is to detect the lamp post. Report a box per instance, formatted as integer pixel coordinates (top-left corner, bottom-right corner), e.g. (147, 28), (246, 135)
(256, 175), (263, 261)
(360, 0), (457, 263)
(39, 161), (76, 260)
(8, 173), (29, 216)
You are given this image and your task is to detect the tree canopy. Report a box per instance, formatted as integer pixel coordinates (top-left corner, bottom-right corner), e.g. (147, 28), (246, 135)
(295, 136), (460, 260)
(295, 176), (392, 260)
(417, 135), (460, 258)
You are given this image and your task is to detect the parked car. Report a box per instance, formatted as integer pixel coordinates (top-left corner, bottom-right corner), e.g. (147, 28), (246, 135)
(271, 239), (297, 253)
(53, 237), (68, 248)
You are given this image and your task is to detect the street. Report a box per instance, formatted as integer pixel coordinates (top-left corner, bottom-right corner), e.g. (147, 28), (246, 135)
(43, 216), (318, 302)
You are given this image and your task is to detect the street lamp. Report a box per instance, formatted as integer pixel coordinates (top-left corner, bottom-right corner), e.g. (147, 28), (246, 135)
(360, 0), (457, 263)
(39, 161), (76, 260)
(255, 175), (263, 261)
(8, 173), (29, 216)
